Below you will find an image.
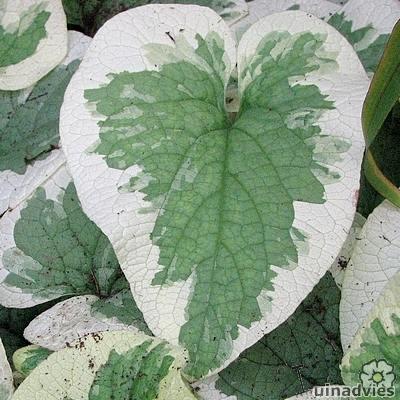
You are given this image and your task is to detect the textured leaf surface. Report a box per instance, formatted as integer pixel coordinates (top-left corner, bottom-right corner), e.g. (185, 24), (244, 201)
(195, 272), (343, 400)
(327, 0), (400, 74)
(62, 0), (248, 36)
(340, 199), (400, 350)
(0, 0), (67, 91)
(341, 271), (400, 399)
(0, 31), (90, 216)
(13, 345), (52, 378)
(230, 0), (340, 40)
(24, 294), (151, 351)
(60, 5), (368, 379)
(0, 338), (13, 400)
(13, 331), (196, 400)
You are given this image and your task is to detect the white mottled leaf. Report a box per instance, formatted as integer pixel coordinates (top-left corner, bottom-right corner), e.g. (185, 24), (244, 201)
(60, 5), (368, 379)
(341, 271), (400, 398)
(13, 331), (196, 400)
(340, 200), (400, 350)
(0, 338), (13, 400)
(0, 0), (68, 90)
(329, 212), (366, 289)
(231, 0), (340, 40)
(0, 31), (91, 216)
(24, 295), (148, 351)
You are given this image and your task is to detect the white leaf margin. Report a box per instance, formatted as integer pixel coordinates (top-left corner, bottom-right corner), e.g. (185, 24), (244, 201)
(0, 161), (72, 307)
(23, 295), (140, 351)
(340, 200), (400, 350)
(60, 5), (369, 378)
(0, 338), (13, 400)
(0, 31), (91, 217)
(0, 0), (68, 91)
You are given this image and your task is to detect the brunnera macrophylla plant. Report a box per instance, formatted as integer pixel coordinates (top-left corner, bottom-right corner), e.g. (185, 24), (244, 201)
(60, 4), (370, 380)
(0, 0), (68, 91)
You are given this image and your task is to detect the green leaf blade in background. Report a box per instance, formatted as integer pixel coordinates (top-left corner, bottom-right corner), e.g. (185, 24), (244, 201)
(362, 19), (400, 147)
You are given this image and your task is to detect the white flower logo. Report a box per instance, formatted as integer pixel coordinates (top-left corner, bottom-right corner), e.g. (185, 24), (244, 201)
(360, 359), (396, 389)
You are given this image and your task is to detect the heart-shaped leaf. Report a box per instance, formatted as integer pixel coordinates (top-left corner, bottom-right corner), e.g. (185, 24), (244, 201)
(60, 5), (369, 379)
(0, 0), (68, 90)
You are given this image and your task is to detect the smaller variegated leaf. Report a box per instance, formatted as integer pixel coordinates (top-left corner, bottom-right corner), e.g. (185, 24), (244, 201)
(13, 331), (197, 400)
(341, 271), (400, 399)
(0, 0), (67, 90)
(13, 345), (52, 379)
